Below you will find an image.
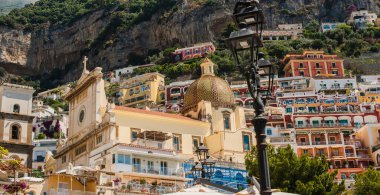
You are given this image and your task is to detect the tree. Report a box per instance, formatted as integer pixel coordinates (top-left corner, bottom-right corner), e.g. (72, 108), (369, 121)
(354, 167), (380, 195)
(0, 147), (27, 194)
(245, 145), (344, 195)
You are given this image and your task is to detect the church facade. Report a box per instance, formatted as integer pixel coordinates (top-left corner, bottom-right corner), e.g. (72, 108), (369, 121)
(51, 58), (253, 191)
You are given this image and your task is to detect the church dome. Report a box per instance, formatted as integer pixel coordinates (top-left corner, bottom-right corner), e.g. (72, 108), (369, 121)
(182, 59), (235, 112)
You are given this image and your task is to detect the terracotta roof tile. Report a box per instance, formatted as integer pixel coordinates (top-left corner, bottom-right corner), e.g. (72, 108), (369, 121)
(114, 106), (199, 122)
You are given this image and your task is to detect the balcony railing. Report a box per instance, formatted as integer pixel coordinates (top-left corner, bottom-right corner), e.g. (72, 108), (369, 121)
(312, 141), (327, 145)
(270, 137), (295, 143)
(346, 153), (356, 157)
(344, 141), (356, 145)
(329, 141), (343, 144)
(295, 123), (351, 128)
(297, 141), (343, 146)
(132, 165), (184, 177)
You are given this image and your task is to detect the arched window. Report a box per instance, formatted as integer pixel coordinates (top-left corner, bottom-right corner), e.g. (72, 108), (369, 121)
(11, 125), (20, 140)
(13, 104), (20, 113)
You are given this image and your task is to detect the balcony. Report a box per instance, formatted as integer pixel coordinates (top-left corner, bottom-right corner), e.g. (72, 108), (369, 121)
(132, 164), (184, 177)
(270, 137), (295, 143)
(346, 153), (356, 157)
(295, 123), (351, 129)
(297, 142), (310, 146)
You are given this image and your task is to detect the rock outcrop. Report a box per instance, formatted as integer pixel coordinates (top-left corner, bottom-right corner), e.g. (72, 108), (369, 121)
(0, 0), (379, 81)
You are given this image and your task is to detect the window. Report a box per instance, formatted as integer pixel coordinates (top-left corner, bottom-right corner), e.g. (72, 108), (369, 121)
(117, 154), (131, 164)
(317, 70), (321, 75)
(223, 112), (231, 130)
(11, 125), (19, 140)
(286, 107), (292, 113)
(112, 154), (115, 164)
(316, 63), (320, 68)
(173, 134), (182, 151)
(300, 71), (304, 76)
(160, 161), (168, 175)
(299, 63), (304, 68)
(332, 62), (336, 68)
(266, 129), (272, 135)
(318, 149), (324, 156)
(131, 129), (140, 141)
(312, 120), (319, 127)
(133, 158), (141, 172)
(329, 136), (336, 143)
(61, 155), (66, 163)
(13, 104), (20, 113)
(243, 133), (251, 151)
(171, 88), (181, 94)
(75, 145), (86, 156)
(147, 161), (154, 171)
(96, 134), (103, 145)
(303, 149), (308, 154)
(192, 136), (201, 150)
(332, 70), (338, 75)
(297, 121), (304, 127)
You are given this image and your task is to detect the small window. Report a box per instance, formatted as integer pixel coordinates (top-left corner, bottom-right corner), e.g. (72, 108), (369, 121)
(131, 129), (140, 141)
(316, 63), (320, 68)
(317, 70), (321, 75)
(13, 104), (20, 113)
(300, 71), (304, 76)
(243, 134), (251, 151)
(223, 112), (231, 130)
(299, 63), (304, 68)
(96, 134), (103, 145)
(332, 62), (336, 68)
(266, 129), (272, 135)
(75, 144), (86, 156)
(61, 155), (66, 163)
(193, 136), (201, 150)
(173, 134), (182, 151)
(332, 70), (338, 75)
(303, 149), (308, 154)
(11, 125), (19, 140)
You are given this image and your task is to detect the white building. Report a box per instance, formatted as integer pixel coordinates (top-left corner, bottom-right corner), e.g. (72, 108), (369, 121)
(32, 100), (68, 139)
(311, 76), (357, 92)
(0, 83), (35, 168)
(114, 64), (156, 82)
(37, 85), (70, 100)
(32, 139), (57, 171)
(320, 22), (346, 32)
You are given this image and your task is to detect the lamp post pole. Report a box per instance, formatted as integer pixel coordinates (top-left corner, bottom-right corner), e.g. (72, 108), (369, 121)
(225, 1), (274, 194)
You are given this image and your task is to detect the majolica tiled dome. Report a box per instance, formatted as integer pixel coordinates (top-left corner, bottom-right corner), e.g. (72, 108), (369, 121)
(182, 59), (235, 112)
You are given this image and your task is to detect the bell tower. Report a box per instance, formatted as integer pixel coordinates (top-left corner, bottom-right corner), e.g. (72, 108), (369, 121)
(200, 58), (215, 76)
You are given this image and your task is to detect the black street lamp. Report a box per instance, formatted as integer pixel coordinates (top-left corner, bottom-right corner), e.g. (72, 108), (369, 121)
(192, 143), (216, 181)
(226, 1), (275, 195)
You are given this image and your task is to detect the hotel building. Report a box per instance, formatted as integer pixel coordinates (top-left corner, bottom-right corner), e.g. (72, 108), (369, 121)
(118, 72), (166, 109)
(283, 51), (345, 77)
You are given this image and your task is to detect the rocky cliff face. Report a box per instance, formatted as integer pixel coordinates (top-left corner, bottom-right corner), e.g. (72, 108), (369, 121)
(0, 0), (379, 82)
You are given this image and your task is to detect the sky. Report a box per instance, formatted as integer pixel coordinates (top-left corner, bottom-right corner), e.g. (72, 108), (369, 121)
(0, 0), (39, 15)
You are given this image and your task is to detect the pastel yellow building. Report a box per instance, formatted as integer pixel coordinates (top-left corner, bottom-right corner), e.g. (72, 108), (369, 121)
(53, 60), (211, 193)
(118, 72), (166, 108)
(355, 124), (380, 167)
(358, 90), (380, 103)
